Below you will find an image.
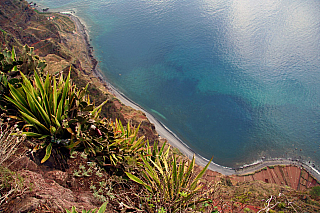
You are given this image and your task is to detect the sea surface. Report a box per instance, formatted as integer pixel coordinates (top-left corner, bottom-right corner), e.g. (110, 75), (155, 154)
(37, 0), (320, 169)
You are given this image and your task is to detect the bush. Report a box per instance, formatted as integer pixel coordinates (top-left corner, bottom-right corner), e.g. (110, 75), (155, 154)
(85, 119), (147, 173)
(7, 70), (106, 163)
(0, 45), (46, 112)
(310, 186), (320, 199)
(126, 142), (212, 212)
(4, 46), (144, 172)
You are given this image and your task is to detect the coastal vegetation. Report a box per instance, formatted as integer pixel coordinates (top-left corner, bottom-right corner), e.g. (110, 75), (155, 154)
(0, 44), (212, 212)
(0, 0), (320, 212)
(126, 141), (212, 212)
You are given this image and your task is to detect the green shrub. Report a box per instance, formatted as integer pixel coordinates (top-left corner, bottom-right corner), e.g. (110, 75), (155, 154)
(0, 47), (21, 73)
(0, 45), (46, 113)
(0, 45), (46, 85)
(0, 46), (32, 111)
(4, 46), (145, 170)
(126, 142), (212, 212)
(86, 119), (147, 173)
(104, 120), (146, 166)
(7, 70), (106, 163)
(310, 186), (320, 199)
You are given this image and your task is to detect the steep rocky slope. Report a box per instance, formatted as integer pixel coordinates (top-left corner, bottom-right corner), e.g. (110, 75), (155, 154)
(0, 0), (320, 212)
(0, 0), (158, 142)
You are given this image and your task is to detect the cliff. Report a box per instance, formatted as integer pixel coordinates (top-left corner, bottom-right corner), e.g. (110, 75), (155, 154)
(0, 0), (319, 212)
(0, 0), (158, 142)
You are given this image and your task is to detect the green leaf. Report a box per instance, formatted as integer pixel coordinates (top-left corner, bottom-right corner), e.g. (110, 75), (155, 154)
(190, 157), (213, 190)
(21, 132), (43, 137)
(125, 172), (152, 192)
(178, 160), (185, 188)
(91, 100), (108, 119)
(50, 126), (56, 134)
(56, 97), (64, 122)
(141, 156), (161, 189)
(97, 201), (108, 213)
(34, 71), (51, 119)
(53, 77), (57, 115)
(25, 90), (51, 128)
(71, 206), (76, 213)
(41, 143), (52, 163)
(173, 155), (178, 194)
(181, 155), (195, 188)
(6, 94), (31, 117)
(20, 71), (33, 92)
(79, 84), (89, 99)
(82, 104), (94, 111)
(11, 47), (16, 61)
(39, 135), (50, 139)
(33, 71), (44, 100)
(20, 111), (49, 132)
(65, 140), (81, 150)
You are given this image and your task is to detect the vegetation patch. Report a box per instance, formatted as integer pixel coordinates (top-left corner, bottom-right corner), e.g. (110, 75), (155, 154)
(1, 3), (320, 211)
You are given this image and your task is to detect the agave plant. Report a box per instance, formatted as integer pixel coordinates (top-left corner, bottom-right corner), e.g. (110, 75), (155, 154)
(6, 70), (106, 163)
(107, 120), (146, 165)
(84, 119), (147, 172)
(126, 142), (212, 212)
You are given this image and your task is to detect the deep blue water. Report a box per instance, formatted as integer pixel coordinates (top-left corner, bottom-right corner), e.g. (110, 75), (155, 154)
(38, 0), (320, 168)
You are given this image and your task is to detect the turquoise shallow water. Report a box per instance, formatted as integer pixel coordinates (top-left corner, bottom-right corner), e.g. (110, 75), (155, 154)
(38, 0), (320, 168)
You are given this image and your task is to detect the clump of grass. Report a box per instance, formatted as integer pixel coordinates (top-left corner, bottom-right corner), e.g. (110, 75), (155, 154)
(0, 123), (26, 206)
(310, 186), (320, 199)
(0, 123), (25, 166)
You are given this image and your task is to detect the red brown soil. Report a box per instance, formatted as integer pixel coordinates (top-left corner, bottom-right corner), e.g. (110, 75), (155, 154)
(3, 150), (143, 213)
(230, 165), (319, 191)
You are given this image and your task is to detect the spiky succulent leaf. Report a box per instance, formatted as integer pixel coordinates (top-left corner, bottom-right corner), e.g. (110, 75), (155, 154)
(41, 143), (52, 163)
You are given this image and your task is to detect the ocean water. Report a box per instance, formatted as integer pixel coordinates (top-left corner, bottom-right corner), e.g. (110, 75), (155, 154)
(37, 0), (320, 168)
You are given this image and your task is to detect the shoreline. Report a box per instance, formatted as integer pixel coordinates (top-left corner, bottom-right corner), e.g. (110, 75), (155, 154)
(61, 11), (320, 181)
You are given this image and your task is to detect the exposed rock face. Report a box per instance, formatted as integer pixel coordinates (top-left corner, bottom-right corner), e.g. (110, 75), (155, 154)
(0, 0), (65, 58)
(6, 157), (98, 213)
(10, 197), (42, 213)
